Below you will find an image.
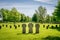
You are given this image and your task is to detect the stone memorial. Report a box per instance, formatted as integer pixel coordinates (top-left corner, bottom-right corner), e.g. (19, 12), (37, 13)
(10, 26), (12, 28)
(56, 25), (58, 28)
(6, 25), (7, 27)
(0, 26), (1, 29)
(46, 25), (49, 29)
(35, 24), (40, 33)
(18, 25), (20, 27)
(51, 26), (54, 29)
(22, 24), (26, 33)
(43, 25), (45, 28)
(28, 23), (33, 33)
(14, 25), (17, 29)
(2, 25), (4, 27)
(15, 26), (17, 29)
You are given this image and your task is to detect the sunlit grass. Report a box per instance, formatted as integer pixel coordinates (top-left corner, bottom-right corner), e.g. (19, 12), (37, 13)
(0, 23), (60, 40)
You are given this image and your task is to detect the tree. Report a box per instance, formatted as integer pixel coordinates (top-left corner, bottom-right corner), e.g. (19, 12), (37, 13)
(0, 8), (31, 22)
(0, 8), (22, 22)
(53, 0), (60, 22)
(45, 14), (51, 23)
(9, 8), (21, 22)
(20, 14), (26, 22)
(35, 6), (47, 23)
(26, 16), (31, 22)
(0, 8), (9, 22)
(32, 13), (39, 22)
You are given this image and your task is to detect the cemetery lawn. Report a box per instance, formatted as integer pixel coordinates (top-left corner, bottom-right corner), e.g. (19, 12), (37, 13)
(0, 22), (60, 40)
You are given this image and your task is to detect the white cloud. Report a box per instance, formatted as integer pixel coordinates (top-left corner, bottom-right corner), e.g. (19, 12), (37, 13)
(34, 0), (51, 2)
(34, 0), (54, 4)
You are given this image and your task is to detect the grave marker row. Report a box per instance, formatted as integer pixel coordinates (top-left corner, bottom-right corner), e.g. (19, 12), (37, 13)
(43, 25), (60, 29)
(22, 23), (40, 33)
(0, 23), (60, 34)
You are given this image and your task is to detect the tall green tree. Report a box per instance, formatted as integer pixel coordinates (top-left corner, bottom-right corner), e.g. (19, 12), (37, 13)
(26, 16), (31, 22)
(0, 8), (22, 22)
(45, 14), (51, 23)
(0, 8), (9, 21)
(35, 6), (47, 23)
(0, 8), (31, 22)
(20, 14), (26, 22)
(32, 13), (39, 22)
(53, 0), (60, 22)
(9, 8), (21, 22)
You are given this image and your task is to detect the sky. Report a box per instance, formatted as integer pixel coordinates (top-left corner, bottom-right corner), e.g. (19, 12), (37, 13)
(0, 0), (58, 17)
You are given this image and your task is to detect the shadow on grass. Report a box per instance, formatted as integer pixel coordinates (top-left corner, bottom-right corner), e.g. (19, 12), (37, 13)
(42, 36), (60, 40)
(17, 33), (30, 35)
(17, 33), (39, 35)
(16, 33), (60, 40)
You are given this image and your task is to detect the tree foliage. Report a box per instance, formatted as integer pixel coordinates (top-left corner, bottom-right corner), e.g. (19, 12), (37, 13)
(45, 14), (51, 23)
(32, 13), (39, 22)
(0, 8), (31, 22)
(32, 6), (47, 23)
(53, 0), (60, 22)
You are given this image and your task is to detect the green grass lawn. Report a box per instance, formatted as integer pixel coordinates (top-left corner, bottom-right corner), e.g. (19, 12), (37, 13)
(0, 23), (60, 40)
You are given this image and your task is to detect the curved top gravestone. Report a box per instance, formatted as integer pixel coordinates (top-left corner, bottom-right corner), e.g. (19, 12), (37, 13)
(28, 23), (33, 33)
(35, 24), (40, 33)
(35, 24), (40, 28)
(22, 24), (26, 27)
(28, 23), (33, 28)
(22, 24), (26, 33)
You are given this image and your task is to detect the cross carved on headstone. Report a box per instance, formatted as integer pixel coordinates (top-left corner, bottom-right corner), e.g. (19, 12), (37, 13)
(28, 23), (33, 33)
(22, 24), (26, 33)
(35, 24), (40, 33)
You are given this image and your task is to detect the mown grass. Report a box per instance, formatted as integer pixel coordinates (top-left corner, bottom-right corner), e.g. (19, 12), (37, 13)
(0, 22), (60, 40)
